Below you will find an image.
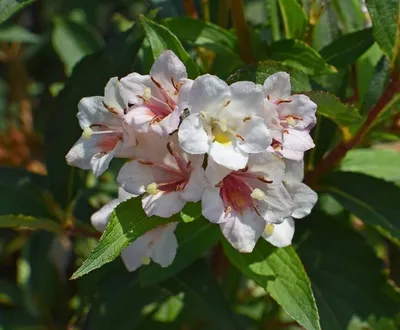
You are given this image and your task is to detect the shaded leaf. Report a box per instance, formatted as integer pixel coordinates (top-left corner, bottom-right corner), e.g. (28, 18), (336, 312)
(0, 0), (36, 25)
(331, 0), (365, 33)
(277, 0), (307, 39)
(0, 24), (40, 43)
(223, 239), (321, 330)
(140, 16), (199, 78)
(0, 215), (62, 234)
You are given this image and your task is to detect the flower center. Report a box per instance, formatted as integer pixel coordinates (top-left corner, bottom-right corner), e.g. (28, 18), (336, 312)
(220, 175), (253, 214)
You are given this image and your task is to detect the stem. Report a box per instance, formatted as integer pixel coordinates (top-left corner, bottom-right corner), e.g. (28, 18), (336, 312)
(229, 0), (254, 63)
(201, 0), (210, 22)
(267, 0), (281, 41)
(183, 0), (198, 19)
(217, 0), (229, 28)
(305, 71), (400, 185)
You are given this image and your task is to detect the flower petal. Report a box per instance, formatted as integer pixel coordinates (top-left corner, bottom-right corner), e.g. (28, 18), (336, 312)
(142, 191), (186, 218)
(201, 187), (227, 224)
(180, 166), (207, 202)
(263, 72), (291, 102)
(66, 136), (100, 170)
(150, 50), (187, 94)
(284, 159), (304, 182)
(124, 106), (154, 133)
(278, 94), (317, 129)
(210, 141), (248, 171)
(236, 116), (271, 154)
(284, 181), (317, 219)
(188, 74), (230, 116)
(104, 77), (127, 113)
(151, 107), (182, 136)
(205, 157), (232, 185)
(179, 113), (210, 154)
(120, 73), (153, 105)
(117, 160), (154, 195)
(220, 209), (265, 253)
(90, 199), (120, 232)
(262, 217), (295, 247)
(77, 96), (122, 129)
(90, 146), (117, 177)
(150, 223), (178, 267)
(121, 234), (153, 272)
(177, 78), (193, 109)
(282, 129), (315, 160)
(247, 151), (285, 182)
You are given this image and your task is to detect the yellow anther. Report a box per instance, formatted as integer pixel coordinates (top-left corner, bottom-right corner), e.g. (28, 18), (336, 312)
(82, 127), (93, 140)
(251, 188), (265, 201)
(141, 256), (151, 265)
(264, 223), (275, 235)
(143, 88), (152, 101)
(286, 116), (297, 127)
(146, 182), (158, 195)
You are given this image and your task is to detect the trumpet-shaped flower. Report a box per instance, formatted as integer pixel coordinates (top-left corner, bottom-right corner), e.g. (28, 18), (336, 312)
(121, 50), (192, 136)
(201, 152), (293, 252)
(90, 187), (178, 272)
(66, 77), (136, 176)
(178, 75), (271, 170)
(262, 72), (317, 161)
(117, 133), (207, 218)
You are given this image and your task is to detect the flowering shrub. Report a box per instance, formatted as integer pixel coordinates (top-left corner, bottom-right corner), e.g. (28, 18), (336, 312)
(0, 0), (399, 329)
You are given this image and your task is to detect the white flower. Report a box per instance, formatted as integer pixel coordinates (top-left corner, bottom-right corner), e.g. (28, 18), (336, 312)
(262, 72), (317, 161)
(66, 77), (136, 176)
(121, 50), (192, 136)
(201, 152), (293, 252)
(178, 74), (271, 170)
(117, 133), (207, 218)
(90, 187), (178, 272)
(261, 159), (318, 248)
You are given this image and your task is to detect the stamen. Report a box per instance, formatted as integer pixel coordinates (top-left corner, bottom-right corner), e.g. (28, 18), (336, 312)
(82, 127), (93, 140)
(139, 160), (154, 165)
(215, 181), (223, 188)
(150, 76), (162, 89)
(286, 116), (297, 127)
(267, 95), (270, 100)
(283, 129), (289, 134)
(146, 182), (159, 195)
(225, 206), (232, 215)
(239, 165), (249, 172)
(258, 176), (273, 184)
(243, 116), (251, 122)
(186, 161), (192, 169)
(150, 116), (162, 125)
(276, 99), (292, 105)
(102, 101), (120, 115)
(223, 100), (231, 107)
(264, 223), (275, 235)
(236, 133), (245, 141)
(166, 142), (174, 156)
(212, 119), (227, 132)
(141, 256), (151, 265)
(251, 188), (265, 200)
(171, 76), (179, 91)
(143, 88), (152, 101)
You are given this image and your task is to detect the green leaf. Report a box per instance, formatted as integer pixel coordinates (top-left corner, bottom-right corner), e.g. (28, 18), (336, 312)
(228, 60), (311, 92)
(360, 55), (390, 114)
(0, 0), (36, 25)
(0, 215), (62, 234)
(341, 149), (400, 182)
(296, 213), (398, 330)
(45, 24), (143, 207)
(52, 17), (104, 75)
(312, 4), (340, 50)
(306, 91), (363, 127)
(323, 172), (400, 242)
(375, 90), (400, 125)
(331, 0), (365, 33)
(319, 28), (374, 68)
(139, 218), (220, 286)
(71, 197), (180, 279)
(266, 39), (337, 75)
(164, 260), (239, 330)
(366, 0), (400, 59)
(0, 24), (40, 43)
(0, 167), (51, 217)
(222, 239), (321, 330)
(0, 279), (20, 306)
(140, 16), (199, 78)
(277, 0), (307, 39)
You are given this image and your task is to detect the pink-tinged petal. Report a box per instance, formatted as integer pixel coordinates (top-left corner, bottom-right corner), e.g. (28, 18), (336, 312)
(220, 209), (265, 253)
(142, 191), (186, 218)
(120, 73), (153, 105)
(104, 77), (127, 113)
(177, 78), (193, 109)
(284, 181), (317, 219)
(205, 157), (232, 185)
(121, 234), (154, 272)
(247, 151), (285, 182)
(262, 217), (295, 247)
(226, 81), (265, 119)
(117, 160), (154, 195)
(189, 74), (230, 116)
(278, 94), (317, 129)
(150, 223), (178, 267)
(66, 136), (100, 170)
(255, 183), (294, 224)
(151, 107), (182, 136)
(263, 72), (291, 102)
(90, 147), (116, 177)
(179, 113), (210, 154)
(236, 116), (271, 154)
(282, 129), (315, 160)
(77, 96), (122, 129)
(150, 50), (188, 94)
(284, 159), (304, 182)
(201, 187), (227, 224)
(209, 141), (248, 171)
(180, 166), (207, 202)
(90, 199), (120, 232)
(124, 106), (154, 134)
(263, 101), (283, 142)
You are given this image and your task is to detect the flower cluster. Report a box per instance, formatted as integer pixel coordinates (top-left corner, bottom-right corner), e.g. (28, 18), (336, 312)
(66, 50), (318, 272)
